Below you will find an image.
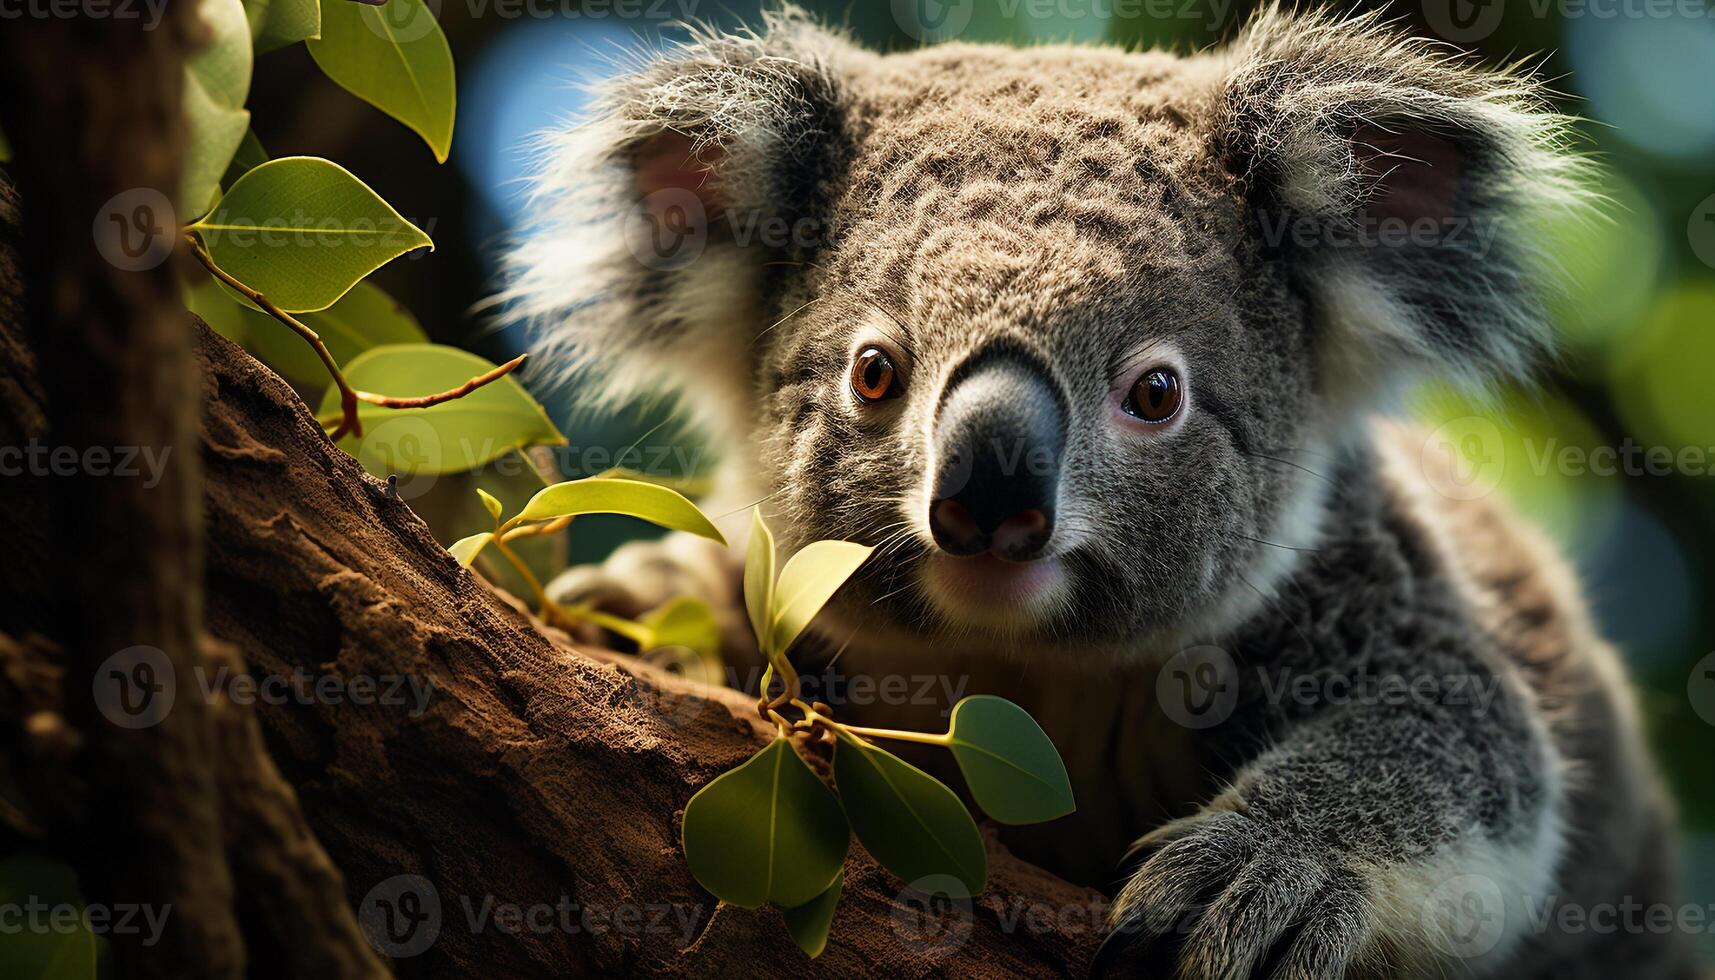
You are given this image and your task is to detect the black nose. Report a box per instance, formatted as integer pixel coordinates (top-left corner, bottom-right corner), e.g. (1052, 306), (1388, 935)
(928, 351), (1064, 561)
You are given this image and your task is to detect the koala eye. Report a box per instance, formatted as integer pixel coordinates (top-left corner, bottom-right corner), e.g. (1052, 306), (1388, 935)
(1123, 367), (1182, 423)
(850, 346), (902, 403)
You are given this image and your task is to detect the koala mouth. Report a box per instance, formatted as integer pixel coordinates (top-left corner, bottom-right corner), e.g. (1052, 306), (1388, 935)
(919, 551), (1069, 631)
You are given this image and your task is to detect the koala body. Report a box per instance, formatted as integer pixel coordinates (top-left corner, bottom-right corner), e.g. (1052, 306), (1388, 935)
(510, 8), (1697, 977)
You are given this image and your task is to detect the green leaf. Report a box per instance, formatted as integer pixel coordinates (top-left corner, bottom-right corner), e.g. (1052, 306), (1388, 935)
(945, 696), (1075, 825)
(183, 276), (253, 347)
(640, 595), (721, 663)
(832, 731), (986, 899)
(307, 0), (455, 162)
(780, 868), (842, 958)
(221, 128), (270, 191)
(745, 509), (776, 656)
(681, 738), (849, 910)
(0, 854), (99, 980)
(448, 531), (492, 567)
(244, 0), (320, 52)
(771, 541), (872, 657)
(248, 280), (429, 382)
(181, 0), (253, 215)
(516, 478), (724, 544)
(476, 488), (503, 523)
(318, 344), (565, 476)
(190, 157), (432, 313)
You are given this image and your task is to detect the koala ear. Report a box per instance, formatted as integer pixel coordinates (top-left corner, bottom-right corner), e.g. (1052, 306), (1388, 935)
(502, 8), (855, 441)
(1217, 9), (1594, 404)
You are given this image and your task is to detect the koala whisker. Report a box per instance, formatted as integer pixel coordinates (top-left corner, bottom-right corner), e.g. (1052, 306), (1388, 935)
(1236, 533), (1321, 555)
(1237, 450), (1339, 489)
(752, 296), (823, 343)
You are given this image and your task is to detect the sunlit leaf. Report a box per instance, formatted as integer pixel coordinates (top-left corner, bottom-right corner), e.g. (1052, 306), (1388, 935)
(447, 532), (493, 567)
(476, 488), (503, 523)
(681, 738), (849, 909)
(945, 696), (1075, 825)
(318, 344), (564, 476)
(181, 0), (253, 215)
(780, 868), (842, 958)
(745, 509), (776, 654)
(516, 478), (724, 544)
(307, 0), (455, 162)
(244, 0), (320, 52)
(832, 731), (986, 898)
(771, 541), (872, 657)
(190, 157), (432, 313)
(641, 595), (721, 664)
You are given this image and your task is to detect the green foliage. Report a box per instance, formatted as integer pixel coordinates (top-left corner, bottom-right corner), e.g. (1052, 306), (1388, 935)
(945, 695), (1075, 824)
(832, 730), (987, 898)
(639, 595), (722, 666)
(220, 128), (270, 191)
(189, 157), (432, 313)
(307, 0), (456, 162)
(516, 478), (725, 543)
(744, 508), (776, 649)
(0, 854), (98, 980)
(448, 531), (493, 567)
(182, 0), (253, 215)
(680, 738), (850, 910)
(244, 0), (320, 52)
(322, 344), (564, 476)
(193, 279), (429, 385)
(769, 541), (872, 659)
(780, 869), (842, 958)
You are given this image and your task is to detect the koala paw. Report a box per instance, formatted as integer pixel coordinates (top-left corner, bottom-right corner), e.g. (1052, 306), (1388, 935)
(1092, 809), (1375, 980)
(545, 532), (755, 660)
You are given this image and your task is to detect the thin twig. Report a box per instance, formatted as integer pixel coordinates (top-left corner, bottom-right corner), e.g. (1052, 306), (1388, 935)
(183, 231), (363, 439)
(184, 232), (531, 437)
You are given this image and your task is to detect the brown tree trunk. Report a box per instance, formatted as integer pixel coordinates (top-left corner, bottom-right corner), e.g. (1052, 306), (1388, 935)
(0, 172), (1106, 974)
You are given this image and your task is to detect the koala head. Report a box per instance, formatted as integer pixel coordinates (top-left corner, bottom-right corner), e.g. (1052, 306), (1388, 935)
(507, 6), (1589, 656)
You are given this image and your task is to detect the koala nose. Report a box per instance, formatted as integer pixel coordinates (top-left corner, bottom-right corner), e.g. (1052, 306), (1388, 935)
(928, 351), (1065, 561)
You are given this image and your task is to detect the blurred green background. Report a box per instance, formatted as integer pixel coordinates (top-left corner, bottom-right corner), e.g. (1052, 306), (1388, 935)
(236, 0), (1715, 948)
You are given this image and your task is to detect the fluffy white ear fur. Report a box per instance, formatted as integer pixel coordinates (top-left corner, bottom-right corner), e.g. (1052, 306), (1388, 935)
(498, 7), (855, 445)
(1219, 8), (1596, 412)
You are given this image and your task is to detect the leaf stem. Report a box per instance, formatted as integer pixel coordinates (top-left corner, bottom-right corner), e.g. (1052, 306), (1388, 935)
(795, 704), (949, 747)
(183, 231), (364, 439)
(184, 232), (530, 438)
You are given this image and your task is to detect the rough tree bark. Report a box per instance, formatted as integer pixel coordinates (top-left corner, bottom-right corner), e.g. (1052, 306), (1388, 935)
(0, 178), (1107, 975)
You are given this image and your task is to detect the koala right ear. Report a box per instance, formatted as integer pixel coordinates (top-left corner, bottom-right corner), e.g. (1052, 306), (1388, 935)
(501, 8), (856, 441)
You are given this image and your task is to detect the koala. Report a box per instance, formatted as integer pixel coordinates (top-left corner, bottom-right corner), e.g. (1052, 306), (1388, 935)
(506, 7), (1699, 978)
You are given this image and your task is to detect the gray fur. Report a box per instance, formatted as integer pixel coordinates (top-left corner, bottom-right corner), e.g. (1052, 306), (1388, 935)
(509, 7), (1694, 977)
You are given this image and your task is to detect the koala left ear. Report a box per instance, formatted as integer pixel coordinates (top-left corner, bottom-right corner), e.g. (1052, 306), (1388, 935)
(1217, 8), (1594, 401)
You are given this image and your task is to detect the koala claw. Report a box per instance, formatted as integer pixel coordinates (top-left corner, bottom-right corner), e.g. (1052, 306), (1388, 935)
(1091, 809), (1373, 980)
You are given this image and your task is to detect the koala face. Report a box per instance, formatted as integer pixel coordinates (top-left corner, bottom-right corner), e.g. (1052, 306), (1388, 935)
(508, 7), (1587, 655)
